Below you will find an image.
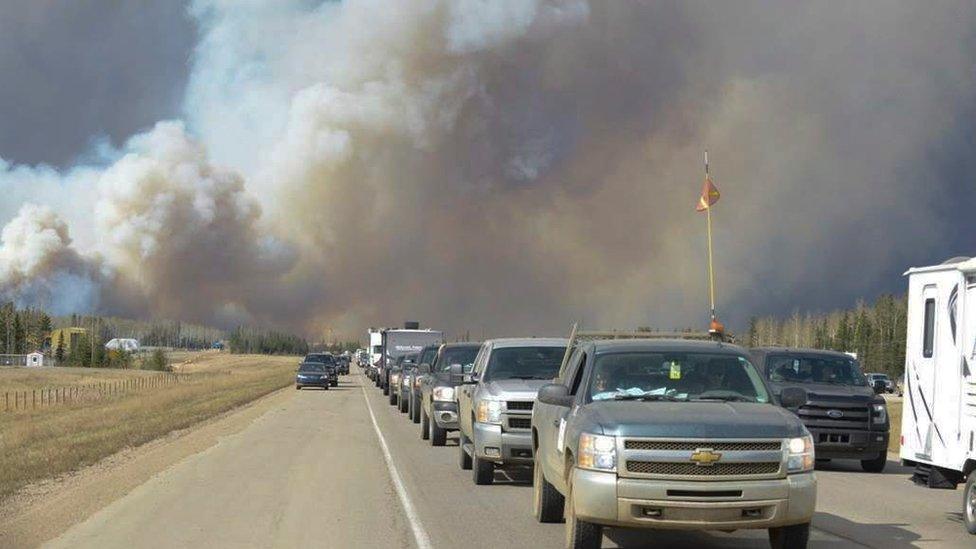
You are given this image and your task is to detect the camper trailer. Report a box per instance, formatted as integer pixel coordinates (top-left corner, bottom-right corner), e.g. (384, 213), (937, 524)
(899, 256), (976, 535)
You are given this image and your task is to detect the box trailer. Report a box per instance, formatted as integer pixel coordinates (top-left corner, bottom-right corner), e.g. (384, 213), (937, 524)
(899, 256), (976, 535)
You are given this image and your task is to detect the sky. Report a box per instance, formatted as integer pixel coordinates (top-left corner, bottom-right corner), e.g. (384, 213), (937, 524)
(0, 0), (973, 339)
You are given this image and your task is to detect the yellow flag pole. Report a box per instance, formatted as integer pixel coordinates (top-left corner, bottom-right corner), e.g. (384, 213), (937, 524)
(704, 150), (724, 340)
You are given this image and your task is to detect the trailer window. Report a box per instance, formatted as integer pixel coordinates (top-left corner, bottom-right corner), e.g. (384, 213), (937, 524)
(923, 298), (935, 358)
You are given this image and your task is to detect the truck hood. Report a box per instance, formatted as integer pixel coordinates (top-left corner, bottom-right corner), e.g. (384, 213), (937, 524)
(768, 381), (877, 403)
(484, 378), (550, 399)
(583, 401), (806, 439)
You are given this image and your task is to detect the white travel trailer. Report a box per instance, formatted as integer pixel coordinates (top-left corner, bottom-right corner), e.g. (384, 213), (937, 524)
(899, 256), (976, 535)
(368, 328), (383, 367)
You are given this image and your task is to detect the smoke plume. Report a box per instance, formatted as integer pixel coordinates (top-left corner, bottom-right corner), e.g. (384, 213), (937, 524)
(0, 0), (974, 338)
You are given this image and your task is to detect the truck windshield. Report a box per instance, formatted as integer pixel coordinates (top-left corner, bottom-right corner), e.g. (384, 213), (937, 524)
(305, 354), (334, 364)
(483, 346), (566, 381)
(588, 352), (770, 403)
(299, 362), (326, 372)
(435, 347), (480, 372)
(766, 355), (867, 386)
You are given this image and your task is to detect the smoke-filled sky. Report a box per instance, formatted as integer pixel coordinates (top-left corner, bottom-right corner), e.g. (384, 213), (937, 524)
(0, 0), (974, 339)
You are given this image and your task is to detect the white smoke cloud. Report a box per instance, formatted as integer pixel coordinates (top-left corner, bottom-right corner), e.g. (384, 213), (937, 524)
(0, 0), (973, 337)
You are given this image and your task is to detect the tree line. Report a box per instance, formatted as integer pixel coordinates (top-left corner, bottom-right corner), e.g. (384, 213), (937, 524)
(745, 293), (908, 377)
(228, 326), (309, 355)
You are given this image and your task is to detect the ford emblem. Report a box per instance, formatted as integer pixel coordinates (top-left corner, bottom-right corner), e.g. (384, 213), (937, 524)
(826, 409), (844, 419)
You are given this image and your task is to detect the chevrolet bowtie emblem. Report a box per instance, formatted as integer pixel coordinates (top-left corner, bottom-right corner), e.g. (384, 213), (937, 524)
(690, 448), (722, 466)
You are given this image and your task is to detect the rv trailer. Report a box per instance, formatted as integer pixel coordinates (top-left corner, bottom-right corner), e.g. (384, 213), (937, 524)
(899, 256), (976, 535)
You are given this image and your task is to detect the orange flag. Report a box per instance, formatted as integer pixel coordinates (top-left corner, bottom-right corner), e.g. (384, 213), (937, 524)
(696, 175), (720, 211)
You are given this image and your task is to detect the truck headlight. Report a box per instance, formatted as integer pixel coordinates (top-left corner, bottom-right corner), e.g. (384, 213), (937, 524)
(786, 435), (815, 473)
(390, 373), (400, 386)
(402, 375), (411, 387)
(476, 399), (503, 424)
(578, 433), (616, 472)
(414, 376), (422, 388)
(872, 403), (887, 424)
(432, 386), (455, 402)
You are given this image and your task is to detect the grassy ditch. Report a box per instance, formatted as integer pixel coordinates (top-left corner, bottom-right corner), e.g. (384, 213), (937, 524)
(0, 354), (297, 500)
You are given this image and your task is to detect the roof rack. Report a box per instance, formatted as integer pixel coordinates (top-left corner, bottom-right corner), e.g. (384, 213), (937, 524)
(557, 323), (729, 376)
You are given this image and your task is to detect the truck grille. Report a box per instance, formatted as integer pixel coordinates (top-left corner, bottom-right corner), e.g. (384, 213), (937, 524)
(620, 438), (784, 480)
(626, 461), (780, 476)
(624, 440), (782, 452)
(508, 417), (532, 430)
(506, 401), (534, 411)
(797, 403), (870, 430)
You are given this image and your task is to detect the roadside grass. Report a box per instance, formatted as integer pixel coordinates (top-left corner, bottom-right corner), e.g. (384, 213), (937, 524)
(0, 354), (297, 500)
(888, 398), (902, 454)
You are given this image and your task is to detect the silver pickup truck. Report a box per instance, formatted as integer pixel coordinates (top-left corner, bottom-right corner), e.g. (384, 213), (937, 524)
(456, 338), (568, 485)
(531, 332), (816, 549)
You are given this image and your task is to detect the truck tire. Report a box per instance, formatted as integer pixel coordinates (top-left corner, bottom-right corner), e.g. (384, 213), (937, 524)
(473, 453), (494, 485)
(399, 393), (409, 413)
(295, 385), (301, 390)
(382, 382), (389, 396)
(565, 484), (601, 549)
(458, 432), (472, 469)
(533, 459), (565, 523)
(431, 417), (447, 447)
(323, 383), (329, 391)
(411, 397), (421, 423)
(420, 407), (430, 440)
(861, 451), (887, 473)
(769, 522), (810, 549)
(964, 473), (976, 535)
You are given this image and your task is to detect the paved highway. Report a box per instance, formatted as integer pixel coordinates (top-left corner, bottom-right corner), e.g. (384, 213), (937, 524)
(45, 367), (972, 548)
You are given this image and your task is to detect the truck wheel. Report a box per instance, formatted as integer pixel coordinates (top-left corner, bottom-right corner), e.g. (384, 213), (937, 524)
(382, 383), (389, 396)
(473, 453), (494, 485)
(431, 418), (447, 447)
(565, 484), (601, 549)
(861, 451), (887, 473)
(533, 458), (565, 523)
(458, 432), (472, 469)
(323, 384), (329, 391)
(389, 390), (397, 406)
(399, 395), (409, 413)
(420, 407), (430, 440)
(295, 385), (301, 390)
(411, 397), (421, 424)
(768, 522), (810, 549)
(964, 473), (976, 535)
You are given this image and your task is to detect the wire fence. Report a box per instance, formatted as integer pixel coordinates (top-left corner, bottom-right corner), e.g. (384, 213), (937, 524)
(2, 372), (199, 412)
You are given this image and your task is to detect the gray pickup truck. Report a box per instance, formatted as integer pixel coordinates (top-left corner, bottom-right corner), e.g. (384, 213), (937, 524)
(457, 338), (568, 485)
(750, 348), (889, 472)
(418, 342), (482, 445)
(531, 333), (816, 549)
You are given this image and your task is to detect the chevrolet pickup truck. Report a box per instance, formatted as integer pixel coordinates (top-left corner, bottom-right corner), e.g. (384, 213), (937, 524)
(531, 333), (816, 549)
(457, 338), (568, 485)
(750, 348), (889, 472)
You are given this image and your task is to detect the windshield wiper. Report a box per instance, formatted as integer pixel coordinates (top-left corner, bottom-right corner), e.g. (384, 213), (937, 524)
(612, 393), (683, 402)
(694, 395), (754, 402)
(509, 375), (551, 380)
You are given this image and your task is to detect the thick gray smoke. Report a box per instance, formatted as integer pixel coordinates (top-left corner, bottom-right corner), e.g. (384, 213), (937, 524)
(0, 1), (974, 338)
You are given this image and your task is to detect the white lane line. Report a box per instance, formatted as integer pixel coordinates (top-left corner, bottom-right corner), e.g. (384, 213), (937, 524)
(360, 381), (433, 549)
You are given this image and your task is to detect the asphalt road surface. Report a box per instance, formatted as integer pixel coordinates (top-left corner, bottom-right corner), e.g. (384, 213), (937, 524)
(45, 367), (973, 548)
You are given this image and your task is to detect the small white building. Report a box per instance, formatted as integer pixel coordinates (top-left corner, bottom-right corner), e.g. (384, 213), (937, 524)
(105, 338), (140, 352)
(26, 352), (44, 367)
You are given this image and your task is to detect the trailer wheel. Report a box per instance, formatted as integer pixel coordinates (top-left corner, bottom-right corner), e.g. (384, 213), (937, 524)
(964, 474), (976, 535)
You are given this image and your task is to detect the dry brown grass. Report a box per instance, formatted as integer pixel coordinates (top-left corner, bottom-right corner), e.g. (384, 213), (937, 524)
(888, 398), (902, 453)
(0, 354), (298, 500)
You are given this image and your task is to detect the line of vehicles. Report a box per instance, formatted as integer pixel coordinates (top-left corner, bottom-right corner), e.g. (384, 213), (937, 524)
(350, 256), (976, 547)
(295, 352), (350, 390)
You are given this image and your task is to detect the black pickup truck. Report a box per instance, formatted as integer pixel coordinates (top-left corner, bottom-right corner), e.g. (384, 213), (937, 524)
(750, 348), (889, 472)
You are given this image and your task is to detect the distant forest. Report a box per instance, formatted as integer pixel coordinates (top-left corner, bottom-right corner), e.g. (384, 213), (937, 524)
(745, 294), (907, 376)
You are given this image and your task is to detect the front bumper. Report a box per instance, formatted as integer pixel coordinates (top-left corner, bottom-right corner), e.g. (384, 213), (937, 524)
(473, 422), (533, 465)
(808, 428), (888, 460)
(571, 468), (816, 530)
(295, 377), (330, 387)
(432, 401), (459, 429)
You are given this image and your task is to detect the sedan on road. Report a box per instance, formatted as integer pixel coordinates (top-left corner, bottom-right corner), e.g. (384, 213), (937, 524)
(295, 361), (333, 390)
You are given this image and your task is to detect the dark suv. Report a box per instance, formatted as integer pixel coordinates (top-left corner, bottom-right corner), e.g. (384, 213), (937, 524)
(750, 348), (889, 472)
(418, 343), (482, 446)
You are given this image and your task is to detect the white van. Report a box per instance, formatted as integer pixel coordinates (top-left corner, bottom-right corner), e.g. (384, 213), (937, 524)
(899, 256), (976, 535)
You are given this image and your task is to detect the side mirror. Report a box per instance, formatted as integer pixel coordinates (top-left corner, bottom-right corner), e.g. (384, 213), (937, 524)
(449, 364), (464, 377)
(418, 363), (431, 374)
(779, 387), (808, 409)
(537, 384), (573, 407)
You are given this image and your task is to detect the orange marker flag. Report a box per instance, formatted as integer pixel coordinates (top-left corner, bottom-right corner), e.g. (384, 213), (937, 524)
(696, 175), (720, 212)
